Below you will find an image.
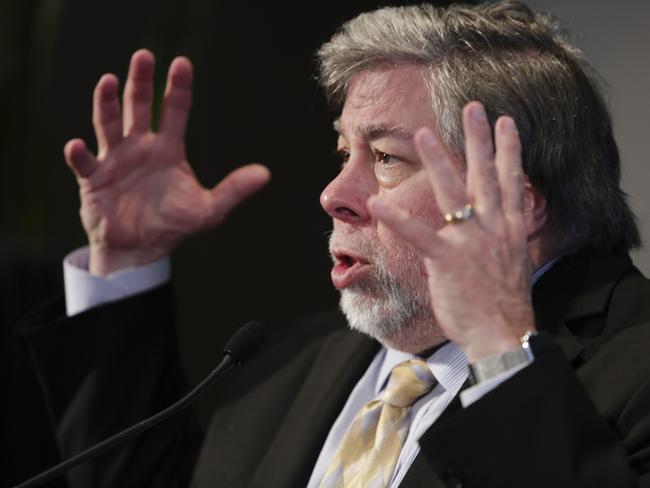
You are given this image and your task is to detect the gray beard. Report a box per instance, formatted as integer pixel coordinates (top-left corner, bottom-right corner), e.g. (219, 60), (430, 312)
(338, 253), (433, 343)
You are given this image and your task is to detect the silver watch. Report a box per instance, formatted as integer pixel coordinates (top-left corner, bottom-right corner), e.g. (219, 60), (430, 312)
(468, 330), (537, 385)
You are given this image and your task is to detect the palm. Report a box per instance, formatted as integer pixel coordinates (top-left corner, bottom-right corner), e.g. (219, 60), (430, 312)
(79, 136), (203, 249)
(65, 50), (269, 274)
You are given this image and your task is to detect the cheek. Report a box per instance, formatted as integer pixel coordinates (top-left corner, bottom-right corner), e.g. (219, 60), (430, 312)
(378, 175), (445, 237)
(375, 182), (442, 278)
(377, 235), (430, 288)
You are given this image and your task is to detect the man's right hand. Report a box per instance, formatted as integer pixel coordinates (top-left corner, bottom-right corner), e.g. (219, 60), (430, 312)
(64, 49), (270, 276)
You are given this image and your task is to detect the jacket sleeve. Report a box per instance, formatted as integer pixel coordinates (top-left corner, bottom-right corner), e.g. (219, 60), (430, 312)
(17, 284), (201, 488)
(414, 343), (648, 488)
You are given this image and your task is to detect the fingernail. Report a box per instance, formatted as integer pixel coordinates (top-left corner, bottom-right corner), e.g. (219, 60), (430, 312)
(471, 104), (487, 122)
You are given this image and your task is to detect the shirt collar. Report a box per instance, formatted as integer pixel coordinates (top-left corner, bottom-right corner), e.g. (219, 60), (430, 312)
(532, 256), (561, 284)
(375, 342), (468, 396)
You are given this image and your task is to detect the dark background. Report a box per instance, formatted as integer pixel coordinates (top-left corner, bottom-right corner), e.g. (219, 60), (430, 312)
(2, 0), (648, 485)
(0, 0), (471, 463)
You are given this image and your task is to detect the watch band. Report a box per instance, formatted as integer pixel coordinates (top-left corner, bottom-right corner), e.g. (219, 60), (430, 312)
(468, 330), (537, 385)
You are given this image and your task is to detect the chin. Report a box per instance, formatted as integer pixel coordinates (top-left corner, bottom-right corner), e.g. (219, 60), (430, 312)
(339, 287), (434, 352)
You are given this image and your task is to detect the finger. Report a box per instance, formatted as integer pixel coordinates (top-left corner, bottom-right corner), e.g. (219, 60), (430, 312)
(463, 102), (501, 219)
(414, 128), (468, 215)
(494, 116), (526, 233)
(159, 56), (193, 140)
(64, 139), (98, 178)
(367, 195), (444, 257)
(92, 74), (123, 153)
(203, 164), (271, 227)
(122, 49), (155, 135)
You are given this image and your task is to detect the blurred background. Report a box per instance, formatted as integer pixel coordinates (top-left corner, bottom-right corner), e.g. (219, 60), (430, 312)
(1, 0), (648, 483)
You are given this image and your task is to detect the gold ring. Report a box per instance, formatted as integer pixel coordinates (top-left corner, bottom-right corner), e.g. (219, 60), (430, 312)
(444, 204), (474, 224)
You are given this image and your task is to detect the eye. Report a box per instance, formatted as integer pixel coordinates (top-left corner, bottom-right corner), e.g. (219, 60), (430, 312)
(374, 151), (397, 165)
(336, 149), (350, 166)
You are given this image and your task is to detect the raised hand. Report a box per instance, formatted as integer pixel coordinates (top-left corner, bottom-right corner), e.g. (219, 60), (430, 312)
(368, 102), (537, 362)
(64, 50), (270, 275)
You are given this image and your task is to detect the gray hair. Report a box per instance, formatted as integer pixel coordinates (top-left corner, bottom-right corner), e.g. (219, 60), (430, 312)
(317, 1), (640, 253)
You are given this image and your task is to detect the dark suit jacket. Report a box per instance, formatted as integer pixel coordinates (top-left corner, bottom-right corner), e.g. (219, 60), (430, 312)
(16, 248), (650, 487)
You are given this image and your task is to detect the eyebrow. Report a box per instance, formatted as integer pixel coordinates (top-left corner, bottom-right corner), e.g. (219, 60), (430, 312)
(333, 119), (414, 142)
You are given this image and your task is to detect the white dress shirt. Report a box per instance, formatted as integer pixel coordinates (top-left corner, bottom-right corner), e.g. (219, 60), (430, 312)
(64, 247), (170, 316)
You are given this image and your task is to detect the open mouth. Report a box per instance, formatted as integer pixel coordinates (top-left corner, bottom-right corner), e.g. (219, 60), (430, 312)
(337, 254), (356, 268)
(331, 250), (371, 289)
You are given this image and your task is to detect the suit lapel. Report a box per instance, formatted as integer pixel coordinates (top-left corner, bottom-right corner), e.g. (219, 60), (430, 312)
(250, 327), (379, 488)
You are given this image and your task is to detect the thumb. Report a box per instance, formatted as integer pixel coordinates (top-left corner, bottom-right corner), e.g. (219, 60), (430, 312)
(202, 164), (271, 228)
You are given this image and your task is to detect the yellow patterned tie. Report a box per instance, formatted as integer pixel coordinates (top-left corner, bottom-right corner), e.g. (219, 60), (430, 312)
(320, 359), (436, 488)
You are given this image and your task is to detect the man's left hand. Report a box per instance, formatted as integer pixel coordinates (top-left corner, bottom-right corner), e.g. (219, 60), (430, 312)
(367, 102), (535, 362)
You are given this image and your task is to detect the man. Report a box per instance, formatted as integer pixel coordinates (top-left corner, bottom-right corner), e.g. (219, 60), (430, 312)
(18, 1), (650, 487)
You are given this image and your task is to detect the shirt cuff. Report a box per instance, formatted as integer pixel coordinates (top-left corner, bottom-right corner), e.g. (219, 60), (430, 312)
(459, 361), (530, 407)
(63, 246), (171, 317)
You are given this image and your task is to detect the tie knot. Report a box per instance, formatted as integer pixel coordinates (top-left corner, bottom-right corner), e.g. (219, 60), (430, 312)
(380, 359), (436, 407)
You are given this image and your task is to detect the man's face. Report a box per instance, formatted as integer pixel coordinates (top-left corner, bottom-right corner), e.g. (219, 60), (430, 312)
(320, 65), (449, 350)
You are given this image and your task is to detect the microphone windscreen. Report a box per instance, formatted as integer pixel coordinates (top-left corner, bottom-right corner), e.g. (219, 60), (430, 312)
(224, 321), (269, 364)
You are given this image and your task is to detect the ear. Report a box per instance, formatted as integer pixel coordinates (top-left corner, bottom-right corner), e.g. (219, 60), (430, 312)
(523, 177), (547, 238)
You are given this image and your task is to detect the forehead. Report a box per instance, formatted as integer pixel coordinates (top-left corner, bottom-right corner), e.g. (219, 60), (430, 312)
(337, 64), (437, 138)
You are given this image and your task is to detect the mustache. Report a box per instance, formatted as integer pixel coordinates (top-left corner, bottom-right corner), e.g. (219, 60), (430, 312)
(327, 230), (378, 262)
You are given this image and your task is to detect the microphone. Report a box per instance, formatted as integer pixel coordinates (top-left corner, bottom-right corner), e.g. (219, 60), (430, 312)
(14, 321), (268, 488)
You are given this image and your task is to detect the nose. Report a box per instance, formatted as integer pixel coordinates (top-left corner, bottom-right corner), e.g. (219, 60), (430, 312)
(320, 157), (375, 225)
